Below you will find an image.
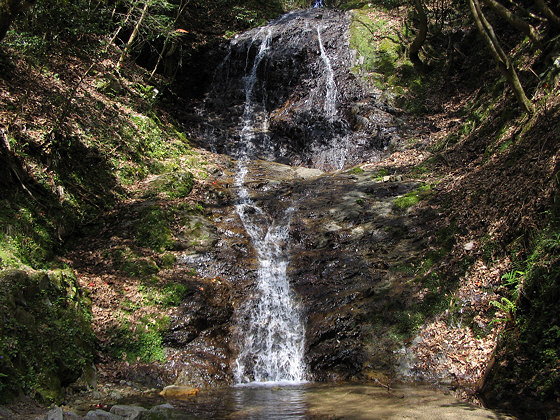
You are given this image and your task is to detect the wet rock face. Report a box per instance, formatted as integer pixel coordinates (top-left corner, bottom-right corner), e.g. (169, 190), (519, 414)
(164, 278), (235, 388)
(287, 172), (430, 381)
(189, 9), (402, 170)
(190, 159), (436, 383)
(165, 281), (233, 347)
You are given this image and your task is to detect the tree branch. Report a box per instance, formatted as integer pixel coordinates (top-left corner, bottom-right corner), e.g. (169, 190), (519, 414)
(481, 0), (543, 47)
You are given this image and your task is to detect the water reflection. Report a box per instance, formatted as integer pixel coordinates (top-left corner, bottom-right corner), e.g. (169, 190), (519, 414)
(165, 384), (512, 419)
(232, 386), (307, 419)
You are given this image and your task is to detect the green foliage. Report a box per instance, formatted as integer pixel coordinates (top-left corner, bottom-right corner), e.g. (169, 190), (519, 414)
(105, 315), (169, 363)
(373, 167), (389, 180)
(349, 6), (430, 112)
(0, 270), (94, 403)
(138, 279), (188, 307)
(0, 202), (56, 268)
(489, 297), (517, 324)
(347, 166), (365, 175)
(160, 253), (176, 268)
(160, 282), (188, 307)
(487, 222), (560, 401)
(5, 0), (113, 58)
(109, 246), (161, 277)
(148, 172), (195, 199)
(232, 6), (267, 27)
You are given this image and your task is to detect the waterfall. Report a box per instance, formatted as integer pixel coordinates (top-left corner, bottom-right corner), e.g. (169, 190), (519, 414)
(233, 28), (307, 384)
(192, 7), (398, 382)
(317, 26), (337, 119)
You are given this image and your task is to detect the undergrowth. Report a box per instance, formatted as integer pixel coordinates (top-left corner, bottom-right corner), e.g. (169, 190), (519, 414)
(486, 221), (560, 403)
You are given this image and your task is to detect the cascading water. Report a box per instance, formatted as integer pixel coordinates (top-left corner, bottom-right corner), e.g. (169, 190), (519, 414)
(316, 26), (337, 119)
(232, 26), (307, 384)
(313, 24), (351, 170)
(191, 7), (403, 385)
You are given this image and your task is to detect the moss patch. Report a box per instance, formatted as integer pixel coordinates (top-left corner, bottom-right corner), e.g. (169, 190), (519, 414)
(393, 184), (432, 210)
(0, 269), (94, 404)
(484, 223), (560, 405)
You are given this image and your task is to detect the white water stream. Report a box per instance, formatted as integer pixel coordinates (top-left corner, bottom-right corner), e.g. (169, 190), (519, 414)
(317, 26), (337, 119)
(232, 28), (307, 384)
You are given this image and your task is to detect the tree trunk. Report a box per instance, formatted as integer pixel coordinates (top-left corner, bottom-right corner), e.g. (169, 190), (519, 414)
(481, 0), (542, 47)
(149, 0), (189, 80)
(109, 1), (136, 47)
(117, 0), (150, 69)
(469, 0), (535, 114)
(409, 0), (428, 65)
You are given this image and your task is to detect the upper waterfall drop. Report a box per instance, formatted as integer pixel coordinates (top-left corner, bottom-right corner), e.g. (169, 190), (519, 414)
(317, 26), (337, 119)
(193, 8), (402, 171)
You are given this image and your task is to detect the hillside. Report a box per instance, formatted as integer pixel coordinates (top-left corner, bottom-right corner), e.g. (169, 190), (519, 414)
(0, 0), (559, 418)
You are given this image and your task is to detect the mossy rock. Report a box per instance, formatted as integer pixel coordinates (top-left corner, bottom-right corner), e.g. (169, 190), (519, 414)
(145, 171), (195, 199)
(0, 269), (95, 404)
(175, 214), (218, 252)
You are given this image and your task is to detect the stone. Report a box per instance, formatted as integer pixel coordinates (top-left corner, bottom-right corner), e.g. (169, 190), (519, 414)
(84, 409), (124, 419)
(464, 241), (475, 251)
(141, 403), (177, 419)
(108, 389), (122, 400)
(45, 406), (63, 420)
(159, 385), (199, 399)
(0, 407), (15, 419)
(110, 405), (147, 419)
(150, 404), (174, 410)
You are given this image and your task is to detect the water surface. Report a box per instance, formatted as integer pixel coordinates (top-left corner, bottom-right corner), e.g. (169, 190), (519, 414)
(161, 384), (512, 419)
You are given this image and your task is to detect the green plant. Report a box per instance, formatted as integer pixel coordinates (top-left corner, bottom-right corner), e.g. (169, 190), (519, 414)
(160, 253), (176, 268)
(374, 168), (389, 180)
(0, 270), (94, 403)
(105, 315), (170, 363)
(490, 297), (517, 324)
(348, 166), (365, 175)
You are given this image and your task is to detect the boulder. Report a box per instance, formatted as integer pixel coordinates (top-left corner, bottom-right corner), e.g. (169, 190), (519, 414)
(159, 385), (199, 399)
(84, 409), (124, 419)
(45, 406), (63, 420)
(110, 405), (147, 420)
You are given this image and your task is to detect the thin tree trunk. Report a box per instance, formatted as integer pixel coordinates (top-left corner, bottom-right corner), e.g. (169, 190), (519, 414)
(534, 0), (560, 30)
(109, 0), (136, 47)
(469, 0), (535, 114)
(117, 0), (150, 69)
(409, 0), (428, 65)
(481, 0), (542, 46)
(149, 0), (189, 80)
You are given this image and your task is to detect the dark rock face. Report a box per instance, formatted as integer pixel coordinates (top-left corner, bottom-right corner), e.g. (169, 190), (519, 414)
(188, 9), (403, 170)
(165, 281), (233, 348)
(163, 277), (235, 387)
